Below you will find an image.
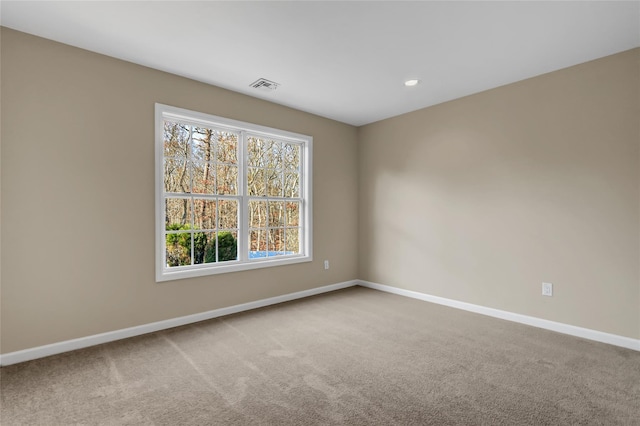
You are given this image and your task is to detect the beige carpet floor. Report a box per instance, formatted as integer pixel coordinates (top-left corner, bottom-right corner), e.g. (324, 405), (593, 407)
(1, 286), (639, 425)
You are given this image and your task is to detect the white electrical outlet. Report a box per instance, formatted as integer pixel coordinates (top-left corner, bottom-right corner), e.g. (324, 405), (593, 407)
(324, 260), (330, 270)
(542, 282), (553, 297)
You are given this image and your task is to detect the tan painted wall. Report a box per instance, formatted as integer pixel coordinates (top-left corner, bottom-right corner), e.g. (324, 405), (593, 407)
(0, 29), (359, 353)
(359, 48), (640, 339)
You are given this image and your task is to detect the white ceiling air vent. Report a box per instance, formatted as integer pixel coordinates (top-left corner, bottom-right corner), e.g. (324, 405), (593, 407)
(250, 78), (280, 91)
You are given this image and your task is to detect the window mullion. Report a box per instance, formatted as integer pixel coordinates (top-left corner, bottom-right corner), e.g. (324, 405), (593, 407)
(188, 126), (195, 265)
(238, 130), (249, 262)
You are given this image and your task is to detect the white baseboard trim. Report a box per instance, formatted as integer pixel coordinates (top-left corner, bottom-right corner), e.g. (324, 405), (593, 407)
(0, 280), (358, 366)
(3, 278), (637, 366)
(357, 280), (640, 352)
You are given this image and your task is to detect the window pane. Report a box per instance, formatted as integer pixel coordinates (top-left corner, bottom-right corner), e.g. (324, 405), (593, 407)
(193, 231), (209, 264)
(192, 162), (215, 194)
(166, 232), (192, 267)
(286, 201), (300, 226)
(165, 198), (192, 228)
(193, 199), (216, 230)
(217, 132), (238, 164)
(266, 169), (283, 197)
(219, 199), (238, 229)
(192, 127), (216, 163)
(197, 231), (217, 264)
(284, 172), (300, 198)
(250, 229), (266, 253)
(268, 228), (284, 255)
(285, 228), (300, 254)
(248, 137), (264, 167)
(217, 231), (238, 262)
(247, 167), (266, 196)
(284, 143), (300, 171)
(249, 200), (267, 228)
(217, 165), (238, 195)
(266, 140), (283, 170)
(268, 201), (285, 227)
(164, 121), (189, 159)
(164, 158), (189, 193)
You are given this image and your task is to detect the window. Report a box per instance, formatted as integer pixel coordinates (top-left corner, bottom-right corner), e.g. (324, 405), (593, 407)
(155, 104), (312, 281)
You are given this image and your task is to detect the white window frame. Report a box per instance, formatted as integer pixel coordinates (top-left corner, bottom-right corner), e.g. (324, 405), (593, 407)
(155, 103), (313, 282)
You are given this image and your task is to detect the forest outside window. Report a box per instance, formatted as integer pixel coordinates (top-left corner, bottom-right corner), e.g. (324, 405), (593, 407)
(156, 104), (312, 281)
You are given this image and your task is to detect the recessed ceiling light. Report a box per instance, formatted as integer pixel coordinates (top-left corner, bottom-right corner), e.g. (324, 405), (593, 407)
(404, 79), (420, 87)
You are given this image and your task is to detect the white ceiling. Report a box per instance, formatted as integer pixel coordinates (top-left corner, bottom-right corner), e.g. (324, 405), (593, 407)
(2, 1), (639, 126)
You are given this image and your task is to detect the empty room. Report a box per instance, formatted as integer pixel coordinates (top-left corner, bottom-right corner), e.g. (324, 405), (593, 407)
(1, 1), (639, 424)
